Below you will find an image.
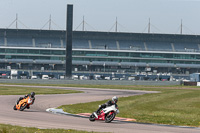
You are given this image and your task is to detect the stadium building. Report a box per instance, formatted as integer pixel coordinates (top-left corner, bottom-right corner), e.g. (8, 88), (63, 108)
(0, 28), (200, 79)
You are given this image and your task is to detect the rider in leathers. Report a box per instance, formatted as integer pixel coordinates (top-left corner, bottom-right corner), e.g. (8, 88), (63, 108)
(95, 96), (118, 116)
(16, 92), (35, 109)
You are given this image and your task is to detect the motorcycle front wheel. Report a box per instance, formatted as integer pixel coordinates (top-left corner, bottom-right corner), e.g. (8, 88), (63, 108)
(89, 114), (95, 122)
(13, 105), (17, 110)
(20, 103), (27, 111)
(105, 112), (116, 123)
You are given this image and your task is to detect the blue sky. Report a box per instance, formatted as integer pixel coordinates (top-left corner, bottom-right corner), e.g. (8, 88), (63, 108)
(0, 0), (200, 34)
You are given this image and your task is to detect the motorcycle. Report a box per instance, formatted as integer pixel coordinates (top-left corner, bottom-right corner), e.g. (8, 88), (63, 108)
(89, 104), (119, 123)
(13, 96), (34, 111)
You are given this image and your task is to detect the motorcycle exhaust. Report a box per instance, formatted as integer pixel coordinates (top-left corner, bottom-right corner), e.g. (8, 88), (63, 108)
(93, 112), (98, 118)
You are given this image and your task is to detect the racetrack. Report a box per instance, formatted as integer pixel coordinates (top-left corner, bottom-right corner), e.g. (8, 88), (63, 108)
(0, 85), (199, 133)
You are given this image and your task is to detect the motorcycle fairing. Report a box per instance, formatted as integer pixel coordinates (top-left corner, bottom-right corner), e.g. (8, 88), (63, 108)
(95, 111), (105, 120)
(103, 105), (118, 114)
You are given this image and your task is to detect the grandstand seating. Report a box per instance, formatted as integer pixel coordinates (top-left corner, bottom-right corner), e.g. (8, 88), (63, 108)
(146, 42), (172, 51)
(173, 43), (199, 52)
(7, 36), (32, 47)
(118, 40), (145, 50)
(1, 29), (200, 60)
(2, 29), (200, 53)
(73, 39), (89, 49)
(0, 37), (4, 46)
(35, 37), (61, 48)
(90, 39), (117, 50)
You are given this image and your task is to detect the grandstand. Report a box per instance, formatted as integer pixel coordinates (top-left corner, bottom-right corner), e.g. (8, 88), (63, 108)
(0, 28), (200, 79)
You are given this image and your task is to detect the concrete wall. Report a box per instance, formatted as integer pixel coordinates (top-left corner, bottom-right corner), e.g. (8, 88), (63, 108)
(0, 79), (181, 86)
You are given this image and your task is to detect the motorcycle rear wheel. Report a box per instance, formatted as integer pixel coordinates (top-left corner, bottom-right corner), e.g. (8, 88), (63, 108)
(89, 114), (95, 122)
(105, 112), (116, 123)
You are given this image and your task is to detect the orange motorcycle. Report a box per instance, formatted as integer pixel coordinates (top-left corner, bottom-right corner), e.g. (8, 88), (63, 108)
(13, 96), (34, 111)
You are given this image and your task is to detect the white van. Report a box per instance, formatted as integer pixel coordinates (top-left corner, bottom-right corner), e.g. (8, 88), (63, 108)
(72, 75), (79, 80)
(94, 75), (101, 80)
(79, 75), (88, 80)
(128, 77), (135, 81)
(42, 75), (49, 79)
(104, 76), (111, 80)
(31, 76), (37, 79)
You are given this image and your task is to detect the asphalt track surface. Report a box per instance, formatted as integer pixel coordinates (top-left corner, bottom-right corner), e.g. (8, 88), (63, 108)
(0, 85), (199, 133)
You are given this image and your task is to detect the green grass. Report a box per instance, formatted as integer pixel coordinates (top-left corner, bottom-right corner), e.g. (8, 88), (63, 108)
(58, 85), (200, 127)
(0, 123), (100, 133)
(0, 86), (82, 95)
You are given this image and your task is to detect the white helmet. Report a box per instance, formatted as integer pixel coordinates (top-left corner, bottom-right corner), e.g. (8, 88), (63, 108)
(112, 96), (118, 103)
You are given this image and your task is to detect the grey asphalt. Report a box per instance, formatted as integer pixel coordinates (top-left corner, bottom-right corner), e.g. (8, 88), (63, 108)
(0, 85), (199, 133)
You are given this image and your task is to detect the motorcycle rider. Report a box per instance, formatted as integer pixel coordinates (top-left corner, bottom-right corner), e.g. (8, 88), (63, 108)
(94, 96), (118, 118)
(16, 92), (35, 109)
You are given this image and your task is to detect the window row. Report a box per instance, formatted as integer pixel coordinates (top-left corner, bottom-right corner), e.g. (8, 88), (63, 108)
(0, 48), (200, 60)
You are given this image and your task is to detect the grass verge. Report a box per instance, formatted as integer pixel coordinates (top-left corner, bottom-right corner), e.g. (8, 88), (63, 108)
(0, 86), (82, 95)
(0, 123), (100, 133)
(58, 85), (200, 127)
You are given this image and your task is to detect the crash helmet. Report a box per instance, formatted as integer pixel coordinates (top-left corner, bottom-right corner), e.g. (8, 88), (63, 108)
(112, 96), (118, 104)
(30, 92), (35, 98)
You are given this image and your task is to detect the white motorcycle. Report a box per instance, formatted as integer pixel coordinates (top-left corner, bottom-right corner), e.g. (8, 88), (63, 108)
(89, 104), (119, 123)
